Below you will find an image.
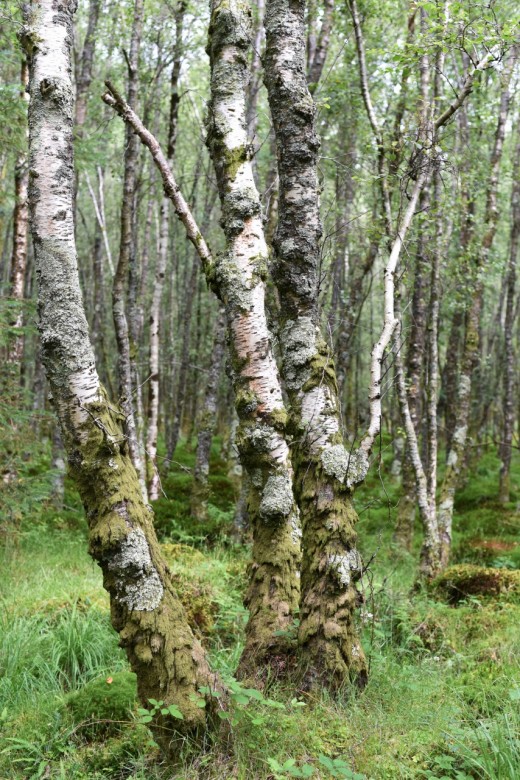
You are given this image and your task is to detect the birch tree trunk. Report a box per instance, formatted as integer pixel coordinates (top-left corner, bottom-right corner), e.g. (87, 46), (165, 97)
(146, 2), (185, 500)
(22, 0), (221, 748)
(395, 188), (431, 549)
(7, 59), (30, 369)
(206, 0), (300, 675)
(498, 134), (520, 503)
(105, 0), (301, 673)
(112, 0), (147, 499)
(433, 58), (514, 572)
(264, 0), (367, 689)
(74, 0), (100, 133)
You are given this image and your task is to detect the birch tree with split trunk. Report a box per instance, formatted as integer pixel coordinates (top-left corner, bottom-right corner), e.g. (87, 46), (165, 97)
(264, 0), (368, 690)
(102, 0), (301, 675)
(21, 0), (222, 750)
(206, 0), (300, 677)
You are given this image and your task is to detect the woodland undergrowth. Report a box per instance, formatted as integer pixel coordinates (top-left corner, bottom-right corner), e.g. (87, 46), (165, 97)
(1, 434), (519, 780)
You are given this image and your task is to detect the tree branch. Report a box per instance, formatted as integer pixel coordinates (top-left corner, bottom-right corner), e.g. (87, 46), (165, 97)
(101, 81), (213, 275)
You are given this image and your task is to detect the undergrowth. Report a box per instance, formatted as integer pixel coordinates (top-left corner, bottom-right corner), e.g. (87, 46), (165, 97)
(0, 438), (518, 779)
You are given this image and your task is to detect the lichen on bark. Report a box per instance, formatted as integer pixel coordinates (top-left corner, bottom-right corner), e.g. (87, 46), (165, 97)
(206, 0), (300, 678)
(24, 0), (223, 750)
(263, 0), (368, 689)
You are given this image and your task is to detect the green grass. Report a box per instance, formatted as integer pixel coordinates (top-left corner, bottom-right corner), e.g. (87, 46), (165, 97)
(1, 440), (519, 779)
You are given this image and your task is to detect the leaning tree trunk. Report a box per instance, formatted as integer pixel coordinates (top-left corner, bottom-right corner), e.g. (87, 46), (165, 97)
(499, 134), (520, 503)
(21, 0), (221, 749)
(395, 187), (431, 550)
(264, 0), (367, 690)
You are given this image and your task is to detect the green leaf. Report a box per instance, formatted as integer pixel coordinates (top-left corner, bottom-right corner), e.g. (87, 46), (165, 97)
(244, 687), (264, 700)
(167, 705), (184, 720)
(232, 694), (250, 705)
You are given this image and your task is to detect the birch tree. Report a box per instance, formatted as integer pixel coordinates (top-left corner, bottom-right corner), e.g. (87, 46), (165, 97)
(499, 132), (520, 503)
(264, 0), (368, 689)
(103, 0), (301, 674)
(21, 0), (221, 748)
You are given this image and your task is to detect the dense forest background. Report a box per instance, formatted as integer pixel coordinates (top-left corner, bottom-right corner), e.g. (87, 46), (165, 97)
(1, 0), (520, 778)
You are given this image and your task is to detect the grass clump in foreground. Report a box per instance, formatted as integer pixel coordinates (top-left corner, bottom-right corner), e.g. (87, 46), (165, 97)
(0, 441), (519, 779)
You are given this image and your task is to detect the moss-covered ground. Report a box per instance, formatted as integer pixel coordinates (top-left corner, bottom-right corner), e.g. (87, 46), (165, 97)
(1, 438), (519, 779)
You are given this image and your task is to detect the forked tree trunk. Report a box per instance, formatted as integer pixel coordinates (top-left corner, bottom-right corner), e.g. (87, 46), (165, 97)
(264, 0), (367, 689)
(22, 0), (221, 749)
(206, 0), (300, 676)
(103, 0), (301, 674)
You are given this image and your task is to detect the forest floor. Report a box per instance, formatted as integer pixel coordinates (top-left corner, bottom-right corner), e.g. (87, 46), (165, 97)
(1, 439), (519, 779)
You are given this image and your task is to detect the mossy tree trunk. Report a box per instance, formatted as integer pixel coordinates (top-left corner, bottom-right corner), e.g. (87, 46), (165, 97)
(102, 2), (300, 673)
(22, 0), (221, 749)
(263, 0), (368, 690)
(206, 0), (301, 677)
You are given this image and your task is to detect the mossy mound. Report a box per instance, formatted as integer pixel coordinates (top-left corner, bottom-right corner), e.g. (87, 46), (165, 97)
(433, 565), (520, 604)
(65, 671), (137, 734)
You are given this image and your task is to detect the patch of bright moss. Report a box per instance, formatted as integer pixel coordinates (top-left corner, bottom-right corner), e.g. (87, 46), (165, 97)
(65, 671), (137, 734)
(433, 564), (520, 604)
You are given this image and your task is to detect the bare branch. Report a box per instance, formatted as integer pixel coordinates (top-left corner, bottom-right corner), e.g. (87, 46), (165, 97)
(101, 81), (213, 274)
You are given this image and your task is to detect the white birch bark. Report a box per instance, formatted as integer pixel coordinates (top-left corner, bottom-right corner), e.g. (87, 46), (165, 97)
(207, 0), (300, 673)
(22, 0), (222, 744)
(103, 1), (301, 670)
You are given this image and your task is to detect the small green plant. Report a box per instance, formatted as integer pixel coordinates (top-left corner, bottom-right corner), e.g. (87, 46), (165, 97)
(318, 755), (365, 779)
(136, 698), (184, 723)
